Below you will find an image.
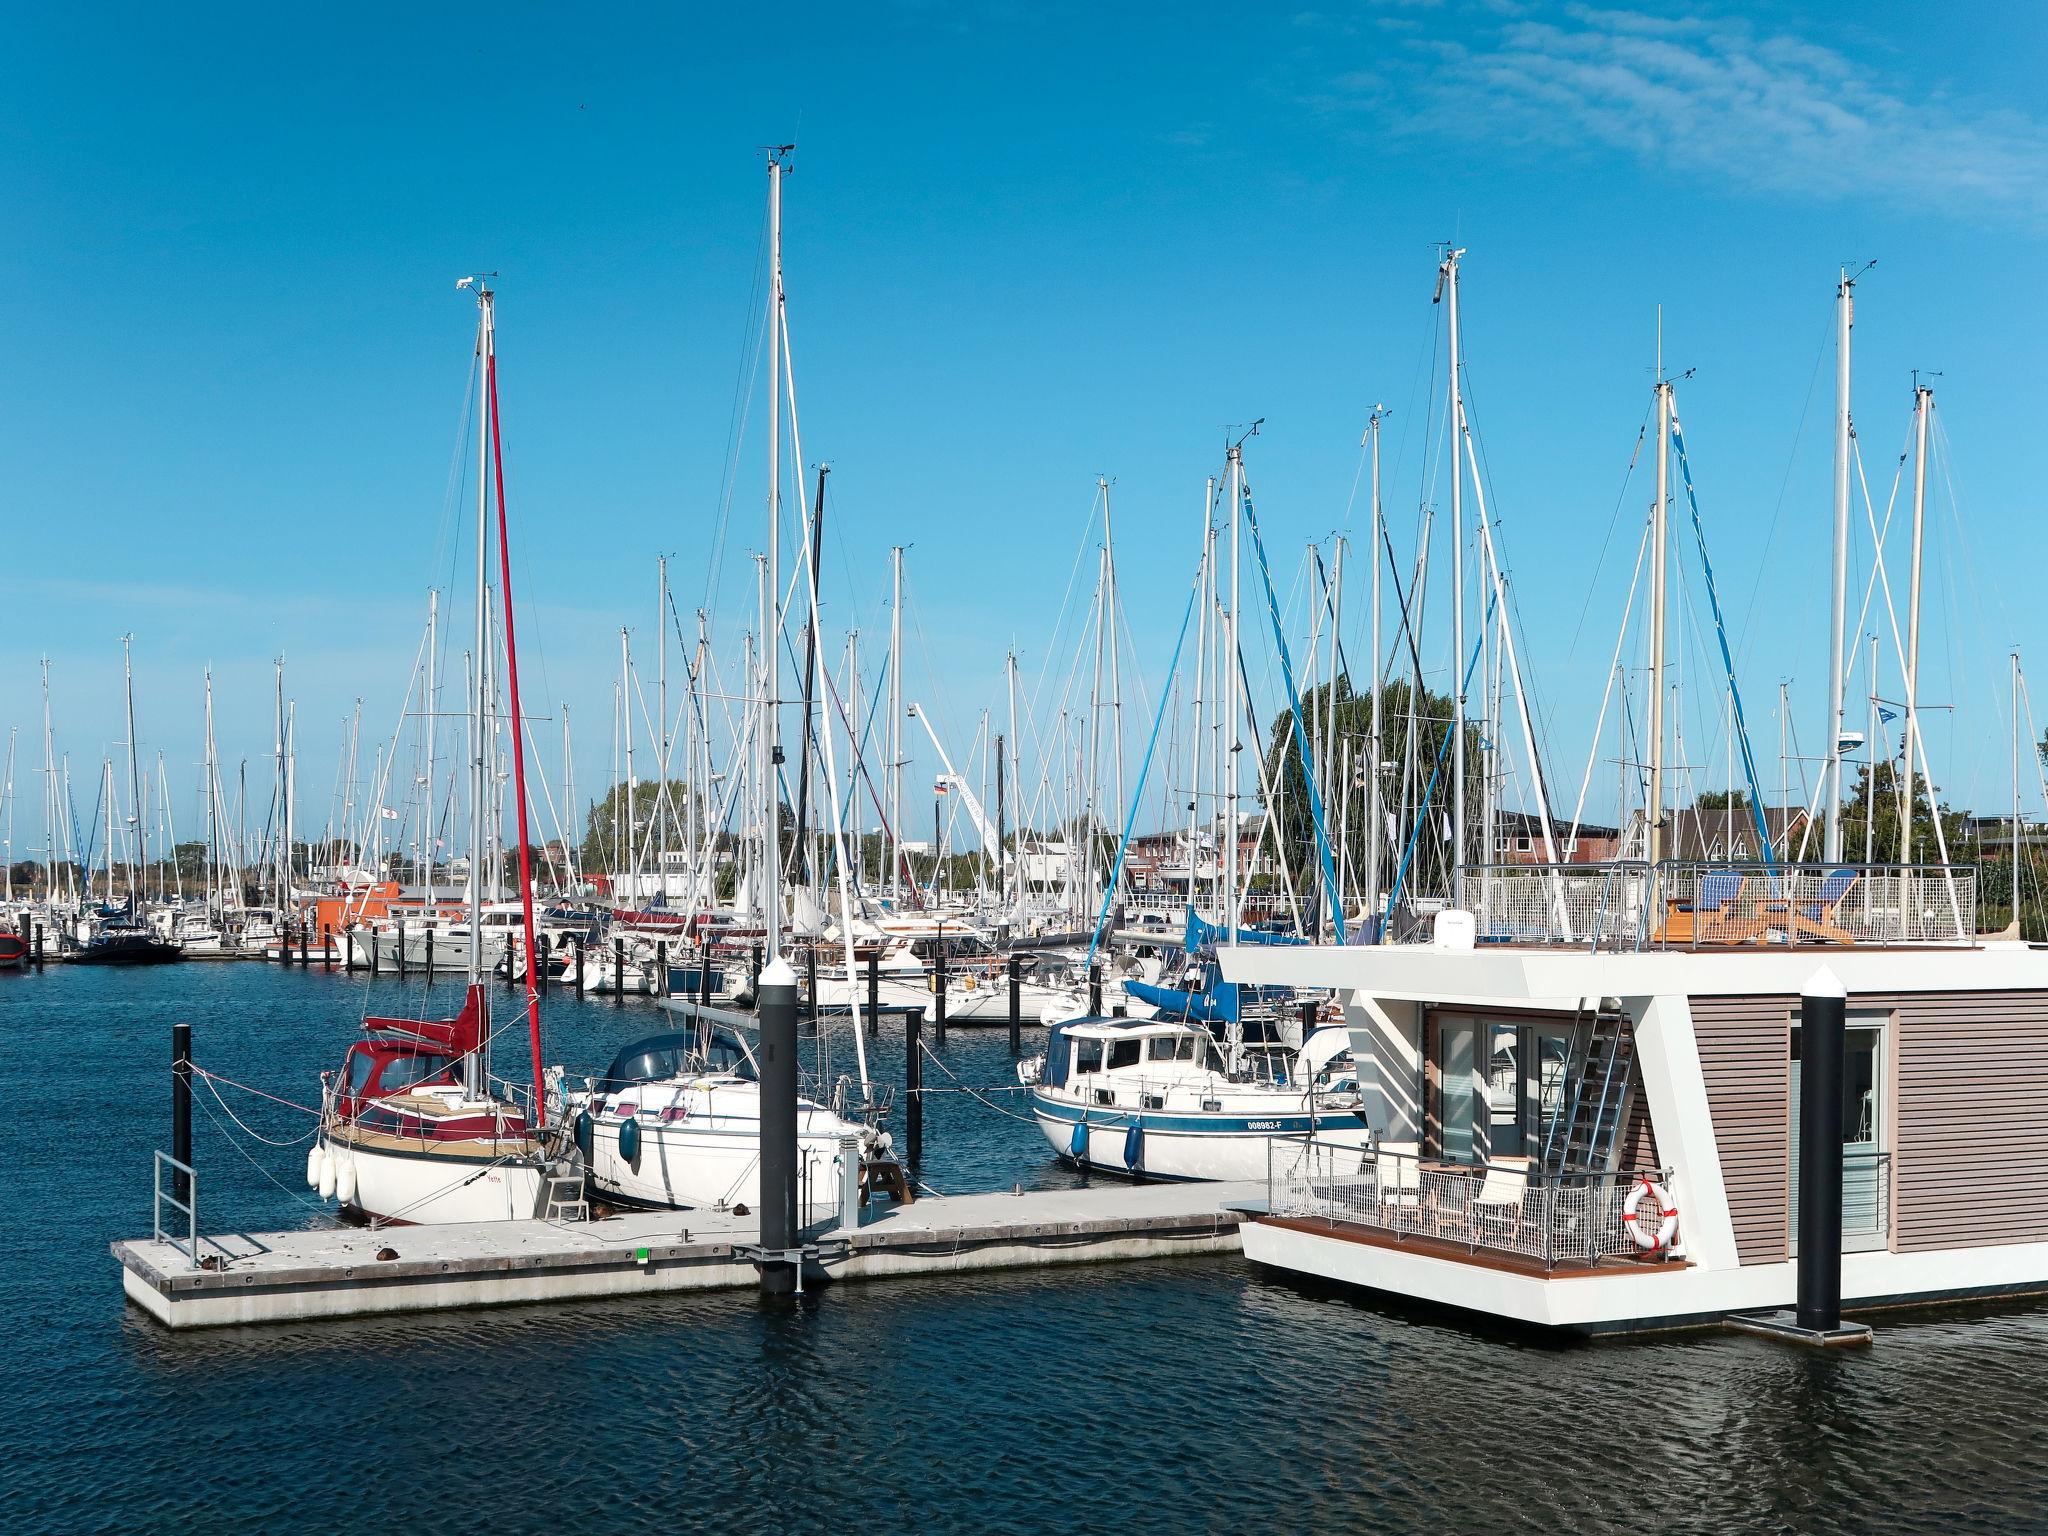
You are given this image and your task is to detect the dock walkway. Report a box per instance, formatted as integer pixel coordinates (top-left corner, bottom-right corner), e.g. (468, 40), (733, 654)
(114, 1180), (1256, 1329)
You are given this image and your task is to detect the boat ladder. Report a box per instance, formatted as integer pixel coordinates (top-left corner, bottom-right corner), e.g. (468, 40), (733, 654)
(1540, 1009), (1637, 1179)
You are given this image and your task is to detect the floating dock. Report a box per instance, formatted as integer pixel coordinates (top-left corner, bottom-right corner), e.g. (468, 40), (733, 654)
(114, 1180), (1255, 1329)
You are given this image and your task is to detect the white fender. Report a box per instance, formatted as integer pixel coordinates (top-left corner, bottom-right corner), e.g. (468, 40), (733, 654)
(334, 1156), (357, 1205)
(318, 1147), (338, 1201)
(306, 1145), (324, 1189)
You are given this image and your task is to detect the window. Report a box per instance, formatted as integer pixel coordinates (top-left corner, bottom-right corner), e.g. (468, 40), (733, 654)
(1073, 1037), (1103, 1075)
(1107, 1039), (1142, 1070)
(1790, 1017), (1888, 1249)
(380, 1053), (453, 1092)
(1148, 1036), (1186, 1063)
(347, 1052), (378, 1093)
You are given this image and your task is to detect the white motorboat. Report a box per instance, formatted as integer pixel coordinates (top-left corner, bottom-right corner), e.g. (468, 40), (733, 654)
(1021, 1014), (1368, 1181)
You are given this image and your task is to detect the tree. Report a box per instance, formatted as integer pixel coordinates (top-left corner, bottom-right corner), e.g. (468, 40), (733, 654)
(1695, 790), (1750, 811)
(1838, 761), (1966, 865)
(1261, 675), (1483, 907)
(580, 779), (700, 872)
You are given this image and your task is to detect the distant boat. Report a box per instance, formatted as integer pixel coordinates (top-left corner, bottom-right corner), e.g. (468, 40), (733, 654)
(0, 931), (27, 970)
(71, 925), (184, 966)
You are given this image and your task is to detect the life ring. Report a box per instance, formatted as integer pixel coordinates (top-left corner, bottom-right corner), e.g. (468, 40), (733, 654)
(1622, 1178), (1678, 1251)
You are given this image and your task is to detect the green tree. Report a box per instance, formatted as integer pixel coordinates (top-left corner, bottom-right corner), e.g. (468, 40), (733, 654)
(1262, 675), (1483, 905)
(580, 779), (700, 872)
(1695, 789), (1750, 811)
(1839, 760), (1966, 865)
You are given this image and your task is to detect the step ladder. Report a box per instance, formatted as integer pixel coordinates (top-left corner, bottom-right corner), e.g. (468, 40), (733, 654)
(1540, 1010), (1637, 1179)
(539, 1168), (589, 1224)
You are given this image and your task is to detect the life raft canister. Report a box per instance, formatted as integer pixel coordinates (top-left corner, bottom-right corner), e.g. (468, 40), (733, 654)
(1623, 1177), (1679, 1251)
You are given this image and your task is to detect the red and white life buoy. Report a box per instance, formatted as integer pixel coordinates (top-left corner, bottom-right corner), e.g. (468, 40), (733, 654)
(1623, 1177), (1679, 1251)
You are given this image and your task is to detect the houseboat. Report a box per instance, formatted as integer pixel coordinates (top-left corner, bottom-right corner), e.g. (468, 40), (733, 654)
(1222, 862), (2048, 1334)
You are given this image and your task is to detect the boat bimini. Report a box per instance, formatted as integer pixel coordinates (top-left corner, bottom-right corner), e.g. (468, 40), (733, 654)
(567, 1026), (896, 1213)
(1021, 1015), (1369, 1182)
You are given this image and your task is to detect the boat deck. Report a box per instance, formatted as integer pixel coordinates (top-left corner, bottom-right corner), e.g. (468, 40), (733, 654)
(114, 1178), (1254, 1329)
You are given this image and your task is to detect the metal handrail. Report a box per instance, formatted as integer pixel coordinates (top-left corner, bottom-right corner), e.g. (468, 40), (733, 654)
(153, 1150), (199, 1269)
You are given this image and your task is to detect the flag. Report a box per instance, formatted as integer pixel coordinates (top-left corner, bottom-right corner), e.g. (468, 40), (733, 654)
(1877, 706), (1898, 725)
(934, 782), (951, 795)
(380, 807), (399, 820)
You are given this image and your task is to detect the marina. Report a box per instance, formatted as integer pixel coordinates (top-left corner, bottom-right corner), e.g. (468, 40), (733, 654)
(11, 5), (2048, 1530)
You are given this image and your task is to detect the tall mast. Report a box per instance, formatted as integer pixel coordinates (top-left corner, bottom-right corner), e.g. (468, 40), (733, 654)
(467, 281), (492, 996)
(1006, 650), (1020, 909)
(763, 146), (790, 959)
(621, 628), (637, 899)
(658, 554), (668, 863)
(1441, 247), (1469, 906)
(1824, 268), (1858, 863)
(121, 635), (143, 899)
(889, 545), (904, 907)
(1365, 409), (1385, 933)
(1905, 381), (1932, 863)
(1087, 519), (1106, 906)
(39, 659), (55, 899)
(1324, 535), (1344, 935)
(425, 587), (439, 887)
(1188, 484), (1212, 915)
(2013, 653), (2023, 882)
(1226, 442), (1243, 943)
(1102, 478), (1126, 858)
(1649, 370), (1671, 868)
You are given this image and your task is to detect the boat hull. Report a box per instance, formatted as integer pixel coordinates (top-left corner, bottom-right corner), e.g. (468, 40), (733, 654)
(317, 1130), (548, 1225)
(580, 1099), (865, 1212)
(1029, 1093), (1371, 1183)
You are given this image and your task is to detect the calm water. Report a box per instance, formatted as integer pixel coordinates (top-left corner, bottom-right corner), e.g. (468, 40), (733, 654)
(6, 960), (2047, 1534)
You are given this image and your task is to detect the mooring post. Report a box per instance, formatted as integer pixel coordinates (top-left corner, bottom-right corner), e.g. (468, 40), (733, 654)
(805, 945), (818, 1035)
(613, 937), (625, 1004)
(33, 920), (44, 969)
(697, 946), (713, 1008)
(574, 935), (586, 996)
(905, 1008), (924, 1168)
(171, 1020), (193, 1205)
(657, 938), (669, 999)
(323, 930), (334, 970)
(750, 943), (762, 1003)
(425, 924), (435, 976)
(933, 942), (948, 1046)
(1089, 962), (1103, 1017)
(757, 956), (801, 1297)
(537, 932), (550, 995)
(1008, 953), (1023, 1055)
(300, 925), (309, 968)
(1796, 967), (1848, 1334)
(866, 947), (880, 1036)
(1300, 999), (1317, 1042)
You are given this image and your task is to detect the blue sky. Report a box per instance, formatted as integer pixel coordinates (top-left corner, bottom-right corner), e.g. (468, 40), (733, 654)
(4, 1), (2046, 860)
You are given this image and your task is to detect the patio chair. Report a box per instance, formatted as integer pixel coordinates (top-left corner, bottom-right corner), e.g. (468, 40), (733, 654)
(1693, 869), (1765, 944)
(1376, 1139), (1422, 1210)
(1791, 868), (1860, 944)
(1472, 1155), (1532, 1247)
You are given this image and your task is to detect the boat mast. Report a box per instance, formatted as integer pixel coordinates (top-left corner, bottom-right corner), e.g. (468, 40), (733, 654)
(658, 554), (668, 867)
(1323, 535), (1344, 933)
(1649, 364), (1671, 870)
(121, 635), (143, 902)
(1226, 441), (1243, 943)
(2013, 652), (2023, 883)
(1103, 479), (1126, 868)
(1006, 649), (1020, 910)
(425, 587), (439, 888)
(763, 146), (790, 960)
(1365, 408), (1385, 934)
(1440, 247), (1469, 907)
(1904, 380), (1932, 863)
(1188, 483), (1211, 915)
(889, 544), (904, 908)
(1824, 267), (1861, 864)
(467, 279), (491, 1015)
(621, 628), (637, 901)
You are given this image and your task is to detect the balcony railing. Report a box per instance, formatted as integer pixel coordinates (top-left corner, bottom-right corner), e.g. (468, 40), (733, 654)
(1466, 862), (1977, 951)
(1269, 1138), (1675, 1271)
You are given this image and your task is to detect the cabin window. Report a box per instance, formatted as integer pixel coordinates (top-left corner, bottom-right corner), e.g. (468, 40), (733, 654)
(379, 1053), (453, 1092)
(1073, 1037), (1103, 1076)
(347, 1053), (378, 1093)
(1147, 1037), (1183, 1063)
(1107, 1039), (1142, 1071)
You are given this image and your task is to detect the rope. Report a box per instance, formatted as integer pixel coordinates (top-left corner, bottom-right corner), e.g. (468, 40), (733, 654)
(915, 1037), (1041, 1126)
(189, 1089), (341, 1223)
(197, 1071), (318, 1148)
(191, 1066), (320, 1117)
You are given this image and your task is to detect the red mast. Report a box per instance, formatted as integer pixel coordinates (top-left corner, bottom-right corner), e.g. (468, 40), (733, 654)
(486, 336), (547, 1127)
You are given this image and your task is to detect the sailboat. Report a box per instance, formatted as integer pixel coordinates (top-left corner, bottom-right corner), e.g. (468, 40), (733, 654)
(311, 277), (564, 1226)
(572, 150), (898, 1213)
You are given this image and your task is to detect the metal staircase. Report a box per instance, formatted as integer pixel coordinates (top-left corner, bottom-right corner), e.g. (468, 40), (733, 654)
(1540, 1010), (1638, 1179)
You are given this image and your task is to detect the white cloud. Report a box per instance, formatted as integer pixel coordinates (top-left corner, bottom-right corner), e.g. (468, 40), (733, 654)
(1317, 3), (2048, 225)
